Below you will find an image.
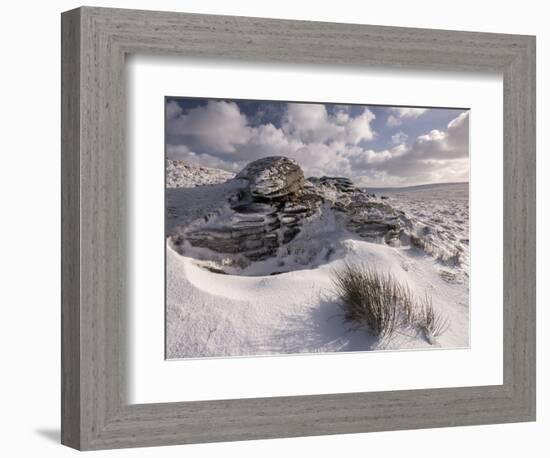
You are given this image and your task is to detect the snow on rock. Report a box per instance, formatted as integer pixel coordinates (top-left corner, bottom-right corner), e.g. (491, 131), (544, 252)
(367, 183), (470, 279)
(168, 156), (408, 269)
(165, 159), (470, 358)
(166, 159), (234, 188)
(166, 237), (469, 358)
(236, 156), (305, 199)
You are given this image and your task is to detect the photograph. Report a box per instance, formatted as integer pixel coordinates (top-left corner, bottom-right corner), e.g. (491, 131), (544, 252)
(165, 97), (470, 359)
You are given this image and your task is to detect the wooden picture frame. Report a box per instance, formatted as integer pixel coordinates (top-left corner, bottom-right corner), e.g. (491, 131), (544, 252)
(61, 6), (536, 450)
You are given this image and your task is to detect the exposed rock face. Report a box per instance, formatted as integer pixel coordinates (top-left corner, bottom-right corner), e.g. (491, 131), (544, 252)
(236, 156), (305, 199)
(309, 176), (404, 243)
(344, 199), (403, 241)
(178, 157), (321, 262)
(309, 176), (355, 194)
(170, 156), (407, 264)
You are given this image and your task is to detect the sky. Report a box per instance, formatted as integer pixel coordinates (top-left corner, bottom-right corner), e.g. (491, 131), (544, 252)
(165, 97), (469, 187)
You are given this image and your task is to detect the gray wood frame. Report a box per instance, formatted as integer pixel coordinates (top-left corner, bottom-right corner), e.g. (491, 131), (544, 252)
(61, 6), (536, 451)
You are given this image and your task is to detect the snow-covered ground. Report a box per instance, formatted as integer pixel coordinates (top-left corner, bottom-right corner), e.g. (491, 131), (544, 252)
(367, 183), (470, 279)
(166, 169), (469, 359)
(166, 159), (234, 188)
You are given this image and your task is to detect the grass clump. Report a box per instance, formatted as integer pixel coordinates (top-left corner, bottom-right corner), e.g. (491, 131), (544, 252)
(331, 263), (400, 338)
(331, 262), (448, 343)
(417, 293), (450, 344)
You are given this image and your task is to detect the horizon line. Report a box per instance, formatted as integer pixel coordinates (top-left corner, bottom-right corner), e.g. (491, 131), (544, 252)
(167, 158), (468, 190)
(362, 181), (469, 190)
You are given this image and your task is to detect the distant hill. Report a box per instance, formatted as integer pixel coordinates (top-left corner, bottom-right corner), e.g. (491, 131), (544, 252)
(166, 160), (235, 188)
(364, 182), (468, 194)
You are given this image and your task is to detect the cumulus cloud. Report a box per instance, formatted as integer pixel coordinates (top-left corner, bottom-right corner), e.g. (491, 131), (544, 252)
(345, 109), (376, 144)
(409, 111), (469, 160)
(386, 114), (401, 127)
(393, 107), (428, 118)
(166, 99), (469, 187)
(166, 100), (183, 120)
(391, 131), (408, 145)
(386, 107), (429, 127)
(166, 100), (251, 154)
(282, 103), (375, 145)
(352, 112), (469, 185)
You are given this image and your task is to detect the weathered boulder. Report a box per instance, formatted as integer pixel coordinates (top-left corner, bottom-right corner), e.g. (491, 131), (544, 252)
(177, 157), (321, 262)
(310, 176), (404, 243)
(236, 156), (305, 199)
(309, 176), (355, 194)
(343, 199), (403, 242)
(170, 156), (407, 264)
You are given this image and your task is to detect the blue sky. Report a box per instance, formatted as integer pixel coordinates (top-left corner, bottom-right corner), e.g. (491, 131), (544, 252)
(165, 97), (469, 187)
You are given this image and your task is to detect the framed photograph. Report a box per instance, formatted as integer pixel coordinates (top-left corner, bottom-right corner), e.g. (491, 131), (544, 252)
(61, 6), (536, 450)
(164, 97), (470, 359)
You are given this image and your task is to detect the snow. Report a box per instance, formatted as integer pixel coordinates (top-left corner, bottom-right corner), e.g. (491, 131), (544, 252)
(166, 159), (234, 188)
(166, 180), (470, 358)
(166, 179), (245, 234)
(368, 182), (470, 277)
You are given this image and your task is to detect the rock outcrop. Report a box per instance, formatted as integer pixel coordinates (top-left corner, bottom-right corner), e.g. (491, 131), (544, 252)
(236, 156), (306, 199)
(178, 157), (322, 262)
(170, 156), (407, 265)
(308, 176), (404, 242)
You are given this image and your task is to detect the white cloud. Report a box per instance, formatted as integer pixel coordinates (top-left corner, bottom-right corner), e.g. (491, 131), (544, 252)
(166, 100), (182, 120)
(165, 144), (190, 160)
(335, 111), (469, 186)
(386, 107), (429, 128)
(333, 110), (350, 125)
(282, 103), (331, 143)
(166, 100), (468, 187)
(289, 143), (350, 178)
(240, 123), (305, 162)
(282, 103), (375, 145)
(386, 115), (403, 127)
(358, 111), (470, 186)
(166, 101), (376, 178)
(344, 109), (376, 144)
(393, 107), (428, 119)
(448, 111), (466, 128)
(386, 114), (401, 127)
(391, 131), (408, 145)
(409, 111), (469, 160)
(166, 100), (251, 154)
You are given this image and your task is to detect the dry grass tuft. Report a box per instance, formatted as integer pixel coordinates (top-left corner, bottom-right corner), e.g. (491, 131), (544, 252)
(331, 263), (400, 338)
(417, 293), (450, 344)
(331, 262), (449, 344)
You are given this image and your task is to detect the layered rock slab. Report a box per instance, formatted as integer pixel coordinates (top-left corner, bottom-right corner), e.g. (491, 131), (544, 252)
(169, 156), (408, 266)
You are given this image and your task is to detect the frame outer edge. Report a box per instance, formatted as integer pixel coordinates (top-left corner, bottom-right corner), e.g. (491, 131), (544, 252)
(61, 7), (82, 450)
(521, 35), (536, 420)
(61, 6), (537, 450)
(528, 35), (536, 421)
(502, 35), (536, 422)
